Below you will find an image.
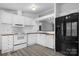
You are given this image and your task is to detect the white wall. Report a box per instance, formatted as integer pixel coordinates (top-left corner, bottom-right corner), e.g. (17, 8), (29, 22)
(0, 35), (1, 50)
(24, 26), (34, 33)
(38, 9), (53, 17)
(56, 3), (79, 17)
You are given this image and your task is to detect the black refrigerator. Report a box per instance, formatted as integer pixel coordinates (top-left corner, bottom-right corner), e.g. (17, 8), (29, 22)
(55, 13), (79, 56)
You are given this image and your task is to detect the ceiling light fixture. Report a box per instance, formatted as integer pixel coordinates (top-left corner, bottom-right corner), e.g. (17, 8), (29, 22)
(31, 4), (37, 11)
(32, 7), (36, 11)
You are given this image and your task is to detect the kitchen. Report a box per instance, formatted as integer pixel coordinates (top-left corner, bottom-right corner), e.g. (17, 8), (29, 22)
(0, 3), (57, 56)
(0, 3), (79, 56)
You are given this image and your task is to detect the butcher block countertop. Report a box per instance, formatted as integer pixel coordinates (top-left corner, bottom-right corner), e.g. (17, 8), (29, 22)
(27, 31), (55, 35)
(1, 31), (55, 36)
(1, 34), (14, 36)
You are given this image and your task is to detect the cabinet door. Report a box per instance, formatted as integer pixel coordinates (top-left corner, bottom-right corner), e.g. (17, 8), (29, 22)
(47, 35), (55, 49)
(28, 34), (37, 45)
(2, 35), (13, 53)
(8, 35), (13, 52)
(13, 15), (19, 24)
(1, 13), (12, 24)
(37, 34), (47, 47)
(17, 16), (24, 24)
(14, 43), (27, 51)
(37, 34), (41, 45)
(14, 35), (17, 45)
(2, 36), (8, 53)
(24, 17), (34, 25)
(40, 34), (47, 47)
(13, 15), (24, 24)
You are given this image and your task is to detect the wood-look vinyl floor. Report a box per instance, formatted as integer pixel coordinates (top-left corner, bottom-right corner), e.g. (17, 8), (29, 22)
(0, 44), (64, 56)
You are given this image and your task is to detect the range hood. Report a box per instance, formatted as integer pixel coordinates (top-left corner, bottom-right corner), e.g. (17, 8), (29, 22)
(13, 24), (24, 27)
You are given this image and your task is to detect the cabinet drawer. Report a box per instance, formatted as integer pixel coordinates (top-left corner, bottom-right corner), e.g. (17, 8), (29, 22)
(2, 47), (13, 54)
(14, 39), (27, 45)
(2, 49), (9, 54)
(14, 43), (27, 51)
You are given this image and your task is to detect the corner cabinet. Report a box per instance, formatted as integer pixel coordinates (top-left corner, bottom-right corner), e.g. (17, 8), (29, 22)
(27, 34), (37, 46)
(1, 35), (13, 54)
(37, 34), (47, 47)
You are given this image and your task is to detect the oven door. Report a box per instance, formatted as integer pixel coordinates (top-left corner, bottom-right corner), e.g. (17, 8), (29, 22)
(14, 34), (27, 45)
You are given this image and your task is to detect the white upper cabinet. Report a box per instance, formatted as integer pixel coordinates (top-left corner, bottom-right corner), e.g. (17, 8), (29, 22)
(13, 15), (24, 24)
(0, 11), (35, 25)
(19, 16), (24, 25)
(13, 15), (18, 24)
(1, 12), (13, 24)
(24, 17), (32, 25)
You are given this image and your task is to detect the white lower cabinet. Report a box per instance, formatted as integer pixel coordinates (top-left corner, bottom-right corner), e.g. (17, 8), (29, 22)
(2, 35), (13, 54)
(37, 34), (47, 47)
(37, 34), (55, 49)
(1, 33), (55, 54)
(28, 34), (37, 46)
(46, 35), (55, 49)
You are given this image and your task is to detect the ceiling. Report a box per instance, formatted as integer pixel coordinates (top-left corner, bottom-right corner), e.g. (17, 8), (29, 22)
(0, 3), (54, 14)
